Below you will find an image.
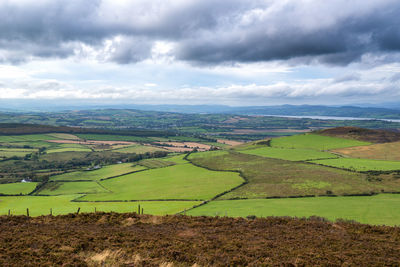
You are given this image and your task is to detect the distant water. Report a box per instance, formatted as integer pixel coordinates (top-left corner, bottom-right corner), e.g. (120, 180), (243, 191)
(262, 114), (400, 123)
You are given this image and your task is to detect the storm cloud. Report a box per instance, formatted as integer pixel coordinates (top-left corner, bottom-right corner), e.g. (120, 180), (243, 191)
(0, 0), (400, 65)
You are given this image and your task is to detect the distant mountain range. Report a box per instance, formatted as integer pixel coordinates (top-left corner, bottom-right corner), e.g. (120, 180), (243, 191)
(1, 99), (400, 119)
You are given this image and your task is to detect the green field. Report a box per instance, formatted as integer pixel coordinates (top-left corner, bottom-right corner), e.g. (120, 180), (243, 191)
(80, 163), (244, 201)
(50, 163), (146, 181)
(0, 195), (201, 216)
(40, 151), (90, 162)
(159, 154), (188, 164)
(0, 148), (36, 158)
(187, 194), (400, 226)
(311, 158), (400, 171)
(0, 182), (37, 195)
(241, 147), (338, 161)
(138, 159), (175, 169)
(46, 143), (92, 153)
(3, 141), (55, 148)
(37, 181), (108, 195)
(188, 150), (229, 160)
(0, 134), (55, 143)
(271, 134), (370, 150)
(46, 133), (80, 140)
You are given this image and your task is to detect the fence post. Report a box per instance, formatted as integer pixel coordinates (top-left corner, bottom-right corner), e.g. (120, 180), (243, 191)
(138, 204), (140, 214)
(141, 208), (144, 215)
(94, 207), (96, 213)
(76, 207), (80, 214)
(26, 208), (29, 217)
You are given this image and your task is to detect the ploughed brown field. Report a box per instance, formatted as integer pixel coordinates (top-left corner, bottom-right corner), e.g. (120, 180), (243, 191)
(47, 139), (136, 145)
(1, 213), (400, 266)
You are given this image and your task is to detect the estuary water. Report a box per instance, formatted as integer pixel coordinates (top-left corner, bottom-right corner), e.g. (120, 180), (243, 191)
(263, 114), (400, 123)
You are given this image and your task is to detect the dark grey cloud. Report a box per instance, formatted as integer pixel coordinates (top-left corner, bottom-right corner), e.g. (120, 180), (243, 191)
(333, 74), (361, 84)
(176, 1), (400, 65)
(0, 0), (400, 65)
(389, 73), (400, 82)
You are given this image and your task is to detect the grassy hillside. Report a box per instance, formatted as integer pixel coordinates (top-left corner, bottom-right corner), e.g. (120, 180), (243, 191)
(241, 147), (338, 161)
(271, 134), (370, 150)
(188, 151), (400, 198)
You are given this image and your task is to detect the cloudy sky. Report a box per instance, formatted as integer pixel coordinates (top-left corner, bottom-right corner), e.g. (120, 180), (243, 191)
(0, 0), (400, 106)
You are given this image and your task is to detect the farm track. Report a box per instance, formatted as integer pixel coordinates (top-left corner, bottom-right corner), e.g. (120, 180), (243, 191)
(1, 213), (400, 266)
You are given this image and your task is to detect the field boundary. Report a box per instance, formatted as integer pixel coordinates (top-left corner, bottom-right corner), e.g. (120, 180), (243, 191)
(177, 151), (249, 214)
(305, 160), (400, 174)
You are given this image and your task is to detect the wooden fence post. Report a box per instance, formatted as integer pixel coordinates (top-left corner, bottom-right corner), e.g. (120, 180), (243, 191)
(26, 208), (29, 217)
(138, 204), (140, 214)
(141, 208), (144, 215)
(76, 207), (80, 214)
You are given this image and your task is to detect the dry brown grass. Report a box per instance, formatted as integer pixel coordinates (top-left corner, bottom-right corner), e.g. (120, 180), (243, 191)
(318, 126), (400, 143)
(1, 213), (400, 266)
(154, 141), (212, 152)
(217, 139), (243, 146)
(332, 141), (400, 161)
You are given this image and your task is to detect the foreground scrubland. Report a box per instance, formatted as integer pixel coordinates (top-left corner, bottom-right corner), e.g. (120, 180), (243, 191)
(1, 213), (400, 266)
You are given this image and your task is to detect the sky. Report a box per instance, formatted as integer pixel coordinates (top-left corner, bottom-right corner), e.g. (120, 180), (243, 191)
(0, 0), (400, 106)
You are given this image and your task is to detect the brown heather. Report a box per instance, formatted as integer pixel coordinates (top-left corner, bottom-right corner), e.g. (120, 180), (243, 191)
(0, 213), (400, 266)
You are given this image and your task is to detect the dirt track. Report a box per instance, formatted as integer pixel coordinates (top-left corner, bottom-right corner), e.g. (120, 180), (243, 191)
(0, 213), (400, 266)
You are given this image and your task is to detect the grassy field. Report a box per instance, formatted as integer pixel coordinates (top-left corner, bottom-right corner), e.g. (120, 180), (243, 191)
(50, 163), (146, 181)
(188, 150), (229, 159)
(271, 134), (370, 150)
(46, 143), (92, 153)
(0, 195), (201, 216)
(0, 148), (36, 158)
(47, 133), (80, 140)
(159, 154), (188, 164)
(112, 144), (167, 154)
(40, 151), (90, 162)
(187, 194), (400, 226)
(80, 163), (244, 201)
(0, 134), (55, 143)
(333, 141), (400, 161)
(311, 158), (400, 172)
(37, 182), (108, 195)
(138, 159), (175, 169)
(3, 140), (55, 148)
(0, 182), (37, 195)
(240, 147), (338, 161)
(188, 151), (400, 198)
